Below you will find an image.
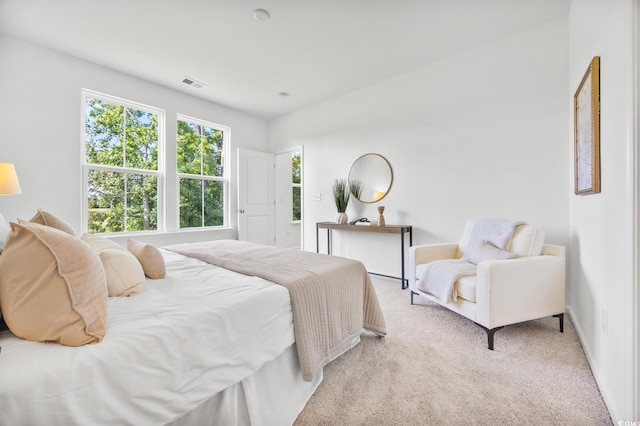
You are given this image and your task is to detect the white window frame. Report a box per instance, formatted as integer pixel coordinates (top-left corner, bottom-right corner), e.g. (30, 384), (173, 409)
(80, 89), (166, 234)
(176, 114), (230, 229)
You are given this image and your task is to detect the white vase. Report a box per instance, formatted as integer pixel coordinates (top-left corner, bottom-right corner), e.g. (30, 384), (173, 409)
(335, 212), (348, 224)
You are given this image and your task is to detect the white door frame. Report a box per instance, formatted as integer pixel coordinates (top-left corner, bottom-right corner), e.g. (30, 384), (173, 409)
(274, 146), (303, 249)
(632, 0), (639, 417)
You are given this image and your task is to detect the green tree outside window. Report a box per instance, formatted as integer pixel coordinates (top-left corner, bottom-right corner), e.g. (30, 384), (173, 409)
(85, 96), (160, 233)
(292, 151), (301, 222)
(177, 118), (226, 228)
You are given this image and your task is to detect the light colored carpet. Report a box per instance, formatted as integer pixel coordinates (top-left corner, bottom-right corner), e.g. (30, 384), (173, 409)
(294, 277), (612, 426)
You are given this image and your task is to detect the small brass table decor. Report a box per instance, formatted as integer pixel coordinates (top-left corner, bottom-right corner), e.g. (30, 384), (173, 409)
(377, 206), (385, 227)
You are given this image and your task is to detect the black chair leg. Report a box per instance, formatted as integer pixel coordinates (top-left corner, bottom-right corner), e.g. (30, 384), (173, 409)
(476, 324), (503, 350)
(553, 313), (564, 333)
(410, 291), (416, 305)
(476, 315), (563, 350)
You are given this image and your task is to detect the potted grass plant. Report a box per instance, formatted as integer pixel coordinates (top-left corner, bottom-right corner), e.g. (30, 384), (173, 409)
(331, 179), (363, 224)
(332, 179), (349, 224)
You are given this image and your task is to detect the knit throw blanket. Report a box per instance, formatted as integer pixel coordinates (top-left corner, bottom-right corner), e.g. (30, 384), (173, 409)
(164, 240), (387, 382)
(416, 259), (477, 303)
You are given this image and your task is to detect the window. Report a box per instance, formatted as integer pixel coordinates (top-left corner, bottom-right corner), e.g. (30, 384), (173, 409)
(83, 91), (163, 233)
(292, 151), (301, 222)
(82, 90), (231, 235)
(177, 115), (228, 228)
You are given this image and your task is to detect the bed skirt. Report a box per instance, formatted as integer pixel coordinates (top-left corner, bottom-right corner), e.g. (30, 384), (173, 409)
(168, 344), (322, 426)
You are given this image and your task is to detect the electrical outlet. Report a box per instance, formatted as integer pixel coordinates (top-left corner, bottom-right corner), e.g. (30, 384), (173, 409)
(312, 192), (321, 201)
(601, 308), (608, 335)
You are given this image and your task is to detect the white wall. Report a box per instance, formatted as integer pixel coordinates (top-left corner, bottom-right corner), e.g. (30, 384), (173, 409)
(568, 0), (637, 421)
(636, 1), (640, 417)
(0, 35), (269, 243)
(270, 19), (570, 279)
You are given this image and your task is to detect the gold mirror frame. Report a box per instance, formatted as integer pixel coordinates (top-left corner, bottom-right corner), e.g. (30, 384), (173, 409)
(348, 153), (393, 203)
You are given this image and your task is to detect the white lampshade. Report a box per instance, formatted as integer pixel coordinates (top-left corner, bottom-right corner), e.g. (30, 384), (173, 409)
(0, 163), (22, 195)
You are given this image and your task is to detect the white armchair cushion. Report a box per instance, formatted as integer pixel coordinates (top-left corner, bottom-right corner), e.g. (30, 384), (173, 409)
(456, 276), (477, 303)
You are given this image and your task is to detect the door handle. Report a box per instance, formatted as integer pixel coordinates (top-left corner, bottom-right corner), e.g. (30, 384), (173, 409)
(238, 209), (245, 213)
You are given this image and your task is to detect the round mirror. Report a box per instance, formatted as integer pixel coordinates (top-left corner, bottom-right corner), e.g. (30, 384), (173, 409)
(348, 153), (393, 203)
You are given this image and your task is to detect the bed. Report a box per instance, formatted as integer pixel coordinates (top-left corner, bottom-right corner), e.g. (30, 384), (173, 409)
(0, 230), (386, 425)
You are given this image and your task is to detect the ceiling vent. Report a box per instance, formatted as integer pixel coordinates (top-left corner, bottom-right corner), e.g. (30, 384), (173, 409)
(182, 77), (206, 89)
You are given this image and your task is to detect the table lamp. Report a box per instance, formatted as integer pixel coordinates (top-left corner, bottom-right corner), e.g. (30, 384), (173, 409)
(0, 163), (21, 195)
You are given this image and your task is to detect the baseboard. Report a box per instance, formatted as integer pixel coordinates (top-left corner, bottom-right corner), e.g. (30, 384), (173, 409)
(565, 305), (618, 423)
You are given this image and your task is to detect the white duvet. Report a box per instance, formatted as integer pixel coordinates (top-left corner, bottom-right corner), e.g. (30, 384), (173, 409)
(0, 250), (295, 425)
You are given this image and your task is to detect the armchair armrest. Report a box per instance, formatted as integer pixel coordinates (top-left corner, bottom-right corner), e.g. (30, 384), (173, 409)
(475, 255), (565, 329)
(409, 243), (459, 289)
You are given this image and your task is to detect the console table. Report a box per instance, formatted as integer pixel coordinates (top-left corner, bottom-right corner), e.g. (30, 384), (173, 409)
(316, 222), (413, 289)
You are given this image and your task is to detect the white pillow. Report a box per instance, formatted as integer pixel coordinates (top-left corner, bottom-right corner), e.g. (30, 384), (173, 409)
(0, 212), (6, 325)
(0, 213), (5, 325)
(0, 213), (10, 251)
(81, 233), (146, 297)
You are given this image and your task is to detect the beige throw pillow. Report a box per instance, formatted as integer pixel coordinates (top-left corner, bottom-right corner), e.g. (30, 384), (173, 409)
(127, 239), (166, 279)
(81, 233), (146, 297)
(0, 222), (107, 346)
(25, 209), (76, 235)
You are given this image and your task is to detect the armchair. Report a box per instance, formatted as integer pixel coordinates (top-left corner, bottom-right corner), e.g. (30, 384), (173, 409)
(409, 220), (565, 350)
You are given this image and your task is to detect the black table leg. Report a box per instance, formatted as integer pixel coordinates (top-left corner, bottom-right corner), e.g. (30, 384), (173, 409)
(401, 231), (406, 289)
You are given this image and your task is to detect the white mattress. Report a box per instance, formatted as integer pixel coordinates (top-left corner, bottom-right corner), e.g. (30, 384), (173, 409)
(0, 250), (295, 425)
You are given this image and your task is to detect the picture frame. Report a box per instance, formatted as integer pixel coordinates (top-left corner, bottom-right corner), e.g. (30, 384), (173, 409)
(574, 56), (600, 195)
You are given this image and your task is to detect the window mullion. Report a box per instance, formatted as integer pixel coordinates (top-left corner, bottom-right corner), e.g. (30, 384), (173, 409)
(200, 129), (204, 227)
(122, 107), (127, 168)
(123, 172), (128, 232)
(201, 179), (205, 227)
(85, 164), (160, 176)
(177, 173), (224, 182)
(122, 107), (127, 232)
(200, 128), (204, 177)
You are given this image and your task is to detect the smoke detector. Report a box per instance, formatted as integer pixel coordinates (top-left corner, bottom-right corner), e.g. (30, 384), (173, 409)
(254, 9), (270, 21)
(181, 77), (206, 89)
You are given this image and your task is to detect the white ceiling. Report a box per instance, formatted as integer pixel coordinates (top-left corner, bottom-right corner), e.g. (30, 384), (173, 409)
(0, 0), (571, 119)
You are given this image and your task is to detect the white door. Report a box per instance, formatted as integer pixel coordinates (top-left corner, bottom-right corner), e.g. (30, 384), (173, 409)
(237, 148), (275, 245)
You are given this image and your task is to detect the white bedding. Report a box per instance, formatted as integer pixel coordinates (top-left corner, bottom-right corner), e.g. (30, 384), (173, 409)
(0, 250), (297, 425)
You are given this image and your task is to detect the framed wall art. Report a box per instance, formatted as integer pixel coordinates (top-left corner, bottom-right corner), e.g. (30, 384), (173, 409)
(574, 56), (600, 195)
